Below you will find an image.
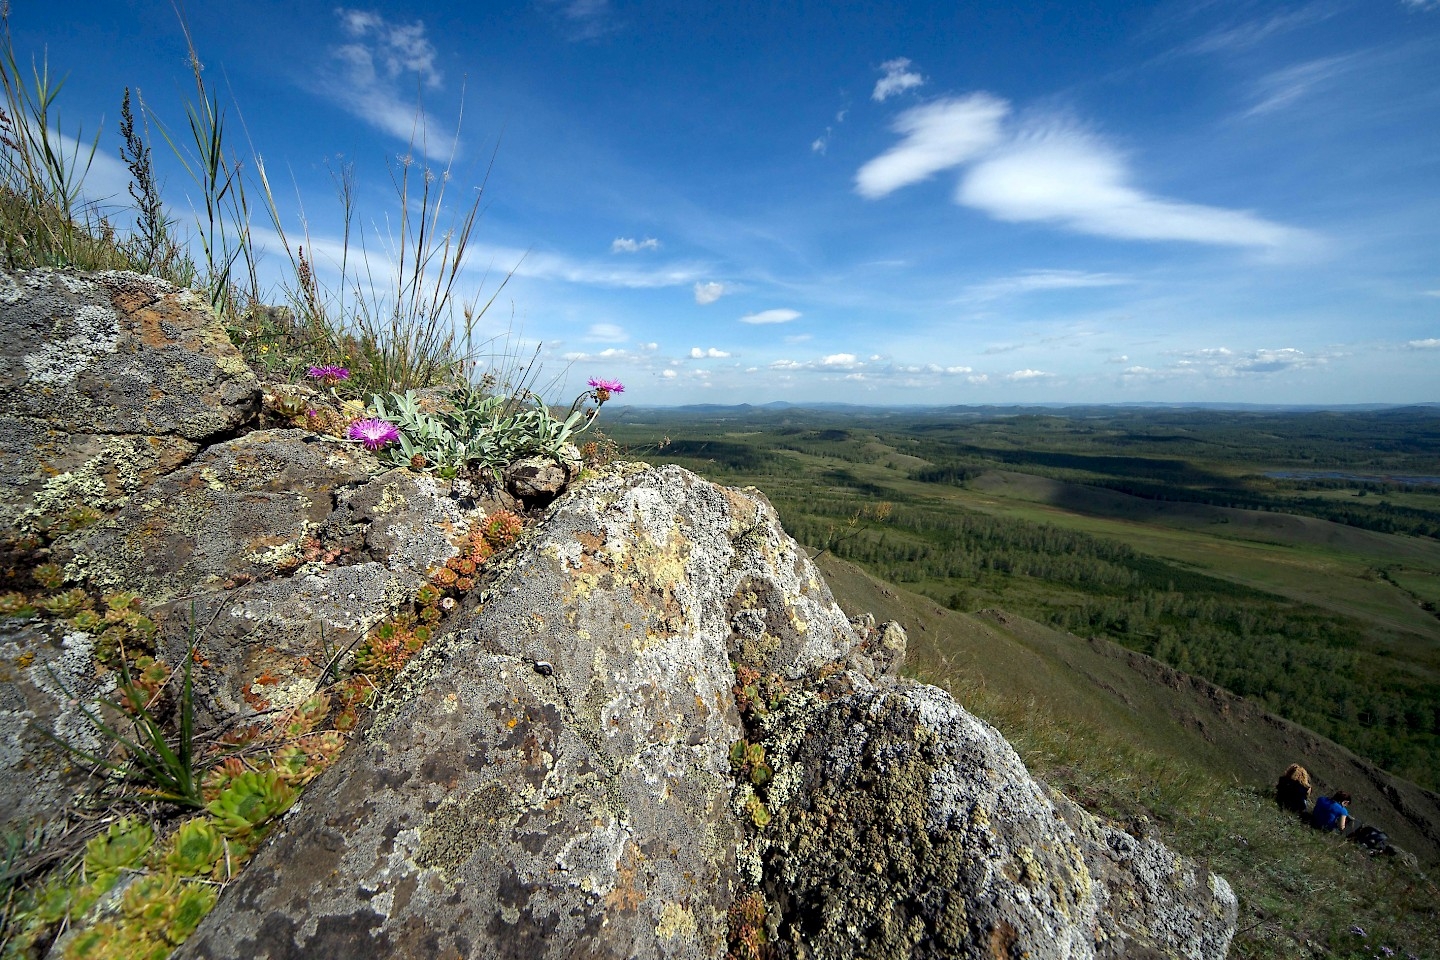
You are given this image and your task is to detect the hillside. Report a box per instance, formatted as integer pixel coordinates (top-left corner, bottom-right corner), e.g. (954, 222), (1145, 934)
(815, 552), (1440, 866)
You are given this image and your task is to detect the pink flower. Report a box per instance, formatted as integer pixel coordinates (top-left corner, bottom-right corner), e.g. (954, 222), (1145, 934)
(347, 418), (400, 451)
(587, 377), (624, 402)
(307, 365), (350, 385)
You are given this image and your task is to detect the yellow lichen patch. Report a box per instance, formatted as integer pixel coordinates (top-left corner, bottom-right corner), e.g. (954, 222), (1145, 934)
(655, 901), (698, 940)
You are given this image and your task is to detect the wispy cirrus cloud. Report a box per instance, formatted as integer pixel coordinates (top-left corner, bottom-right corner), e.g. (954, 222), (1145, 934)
(611, 236), (660, 253)
(470, 242), (709, 289)
(1181, 4), (1338, 57)
(320, 9), (454, 160)
(1244, 54), (1356, 117)
(872, 57), (926, 102)
(962, 269), (1133, 301)
(740, 308), (802, 325)
(537, 0), (616, 41)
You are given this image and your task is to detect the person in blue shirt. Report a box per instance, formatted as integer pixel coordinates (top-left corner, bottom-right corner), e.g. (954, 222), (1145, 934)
(1310, 790), (1352, 832)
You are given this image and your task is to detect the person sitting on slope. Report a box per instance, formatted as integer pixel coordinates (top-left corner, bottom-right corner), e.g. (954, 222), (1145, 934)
(1275, 763), (1312, 816)
(1310, 790), (1352, 833)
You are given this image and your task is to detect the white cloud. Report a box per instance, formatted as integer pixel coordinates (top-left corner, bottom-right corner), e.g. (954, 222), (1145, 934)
(1422, 290), (1440, 298)
(855, 95), (1009, 198)
(1403, 0), (1440, 8)
(694, 281), (726, 304)
(963, 269), (1132, 301)
(661, 369), (678, 379)
(783, 333), (812, 343)
(1245, 55), (1355, 117)
(1168, 346), (1329, 377)
(689, 347), (731, 358)
(740, 308), (802, 325)
(586, 323), (627, 342)
(1407, 338), (1440, 349)
(1005, 369), (1052, 381)
(873, 58), (925, 102)
(640, 342), (659, 351)
(322, 10), (454, 161)
(1182, 7), (1338, 56)
(957, 121), (1303, 248)
(820, 353), (860, 368)
(611, 236), (660, 253)
(859, 93), (1306, 248)
(811, 137), (828, 154)
(470, 242), (707, 289)
(538, 0), (615, 40)
(1108, 355), (1130, 364)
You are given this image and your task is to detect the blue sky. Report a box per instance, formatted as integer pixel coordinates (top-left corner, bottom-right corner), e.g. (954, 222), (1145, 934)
(14, 0), (1440, 405)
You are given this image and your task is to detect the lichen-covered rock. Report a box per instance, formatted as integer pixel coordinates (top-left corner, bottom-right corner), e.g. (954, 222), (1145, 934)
(54, 430), (378, 601)
(755, 683), (1236, 960)
(179, 463), (868, 960)
(0, 619), (117, 833)
(0, 268), (258, 529)
(179, 463), (1236, 960)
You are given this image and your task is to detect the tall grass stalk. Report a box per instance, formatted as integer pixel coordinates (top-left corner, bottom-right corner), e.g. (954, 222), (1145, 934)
(0, 8), (113, 272)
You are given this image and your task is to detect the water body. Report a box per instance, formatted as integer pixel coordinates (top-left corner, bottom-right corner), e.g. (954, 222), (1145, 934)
(1265, 471), (1440, 486)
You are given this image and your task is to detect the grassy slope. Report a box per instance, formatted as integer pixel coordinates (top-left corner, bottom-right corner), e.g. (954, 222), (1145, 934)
(815, 553), (1440, 957)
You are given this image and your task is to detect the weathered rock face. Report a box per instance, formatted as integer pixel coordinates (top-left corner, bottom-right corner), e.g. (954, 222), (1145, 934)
(754, 684), (1235, 959)
(179, 464), (869, 960)
(0, 268), (1237, 960)
(0, 269), (259, 530)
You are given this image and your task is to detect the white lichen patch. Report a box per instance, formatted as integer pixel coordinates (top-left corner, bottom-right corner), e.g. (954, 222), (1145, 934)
(250, 539), (303, 570)
(23, 304), (120, 385)
(0, 271), (20, 304)
(26, 630), (117, 757)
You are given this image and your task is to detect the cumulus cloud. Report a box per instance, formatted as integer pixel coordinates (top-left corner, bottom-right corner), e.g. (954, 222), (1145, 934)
(1004, 369), (1052, 381)
(661, 369), (677, 379)
(963, 269), (1132, 301)
(1407, 338), (1440, 349)
(611, 236), (660, 253)
(1171, 346), (1328, 376)
(689, 347), (731, 358)
(740, 308), (801, 325)
(855, 95), (1009, 198)
(322, 10), (453, 160)
(873, 58), (925, 102)
(694, 281), (726, 304)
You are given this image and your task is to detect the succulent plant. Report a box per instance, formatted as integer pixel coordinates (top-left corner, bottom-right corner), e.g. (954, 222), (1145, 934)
(206, 770), (296, 838)
(32, 561), (65, 589)
(84, 817), (154, 874)
(482, 510), (524, 549)
(162, 818), (226, 876)
(0, 591), (36, 617)
(39, 587), (89, 617)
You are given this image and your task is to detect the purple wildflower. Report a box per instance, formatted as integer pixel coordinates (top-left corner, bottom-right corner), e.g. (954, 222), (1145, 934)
(587, 377), (625, 402)
(347, 418), (400, 451)
(307, 365), (350, 385)
(1379, 947), (1394, 958)
(1351, 927), (1367, 938)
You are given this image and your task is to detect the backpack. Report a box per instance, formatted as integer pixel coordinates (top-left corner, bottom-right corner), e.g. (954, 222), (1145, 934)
(1350, 826), (1389, 852)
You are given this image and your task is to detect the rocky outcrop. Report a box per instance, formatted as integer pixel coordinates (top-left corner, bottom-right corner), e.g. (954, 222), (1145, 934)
(0, 270), (258, 531)
(1, 269), (1237, 959)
